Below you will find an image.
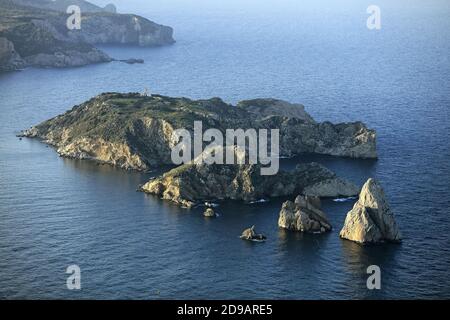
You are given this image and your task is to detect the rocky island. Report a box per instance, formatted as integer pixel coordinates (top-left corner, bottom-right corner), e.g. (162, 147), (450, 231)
(141, 162), (359, 208)
(21, 92), (377, 171)
(0, 0), (174, 71)
(21, 92), (378, 206)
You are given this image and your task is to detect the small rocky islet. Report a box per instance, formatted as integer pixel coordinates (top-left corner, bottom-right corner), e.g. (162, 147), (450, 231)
(203, 207), (216, 218)
(278, 195), (332, 234)
(240, 226), (267, 242)
(20, 91), (400, 245)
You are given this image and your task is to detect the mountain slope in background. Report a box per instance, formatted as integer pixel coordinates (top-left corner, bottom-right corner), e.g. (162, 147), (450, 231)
(0, 0), (174, 72)
(11, 0), (117, 13)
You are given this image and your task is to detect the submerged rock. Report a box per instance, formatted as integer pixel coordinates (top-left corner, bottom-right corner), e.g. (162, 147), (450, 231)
(0, 37), (26, 72)
(240, 226), (266, 241)
(141, 161), (359, 208)
(340, 178), (402, 244)
(278, 195), (332, 233)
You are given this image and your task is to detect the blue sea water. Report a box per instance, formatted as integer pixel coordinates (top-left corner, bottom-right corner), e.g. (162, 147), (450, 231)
(0, 0), (449, 299)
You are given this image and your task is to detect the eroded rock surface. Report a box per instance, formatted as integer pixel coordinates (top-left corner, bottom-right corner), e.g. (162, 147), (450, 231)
(0, 0), (174, 71)
(0, 36), (25, 72)
(278, 195), (332, 233)
(140, 161), (359, 208)
(340, 178), (402, 244)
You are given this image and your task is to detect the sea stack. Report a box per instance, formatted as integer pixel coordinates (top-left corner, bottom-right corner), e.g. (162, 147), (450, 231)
(340, 178), (402, 244)
(278, 195), (332, 233)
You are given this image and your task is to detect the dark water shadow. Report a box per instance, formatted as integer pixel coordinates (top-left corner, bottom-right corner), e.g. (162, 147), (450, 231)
(339, 239), (402, 298)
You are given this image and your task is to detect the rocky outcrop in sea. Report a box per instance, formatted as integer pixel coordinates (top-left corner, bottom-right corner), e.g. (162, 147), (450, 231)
(339, 178), (402, 244)
(240, 226), (266, 241)
(20, 93), (377, 172)
(278, 195), (332, 233)
(203, 208), (216, 218)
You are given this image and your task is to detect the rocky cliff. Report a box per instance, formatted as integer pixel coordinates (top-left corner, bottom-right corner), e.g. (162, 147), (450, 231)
(0, 0), (174, 71)
(21, 93), (377, 171)
(63, 13), (175, 47)
(340, 178), (402, 244)
(141, 162), (359, 208)
(0, 36), (25, 71)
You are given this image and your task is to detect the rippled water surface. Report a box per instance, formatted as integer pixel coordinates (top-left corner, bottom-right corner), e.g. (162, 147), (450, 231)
(0, 0), (449, 299)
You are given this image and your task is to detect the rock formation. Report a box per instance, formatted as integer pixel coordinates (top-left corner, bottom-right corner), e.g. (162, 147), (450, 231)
(140, 161), (359, 208)
(203, 208), (216, 218)
(278, 195), (332, 233)
(340, 178), (402, 244)
(21, 92), (377, 171)
(0, 0), (174, 71)
(116, 58), (144, 64)
(237, 99), (315, 123)
(240, 226), (266, 241)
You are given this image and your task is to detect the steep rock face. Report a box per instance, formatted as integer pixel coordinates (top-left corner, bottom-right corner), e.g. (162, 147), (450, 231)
(64, 14), (175, 47)
(340, 178), (402, 244)
(21, 94), (178, 170)
(10, 0), (175, 47)
(21, 93), (377, 170)
(23, 49), (110, 68)
(0, 3), (112, 69)
(278, 195), (332, 233)
(238, 99), (376, 159)
(0, 37), (25, 71)
(140, 162), (359, 208)
(0, 0), (174, 71)
(56, 137), (147, 170)
(11, 0), (115, 13)
(271, 118), (377, 159)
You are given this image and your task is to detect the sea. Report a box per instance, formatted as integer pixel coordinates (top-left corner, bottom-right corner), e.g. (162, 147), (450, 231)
(0, 0), (449, 299)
